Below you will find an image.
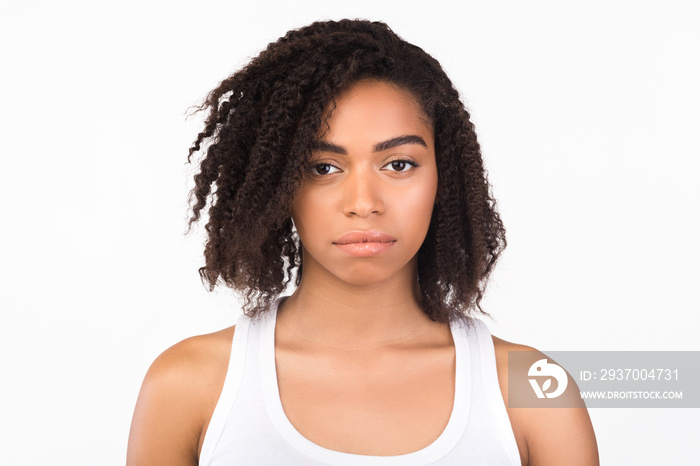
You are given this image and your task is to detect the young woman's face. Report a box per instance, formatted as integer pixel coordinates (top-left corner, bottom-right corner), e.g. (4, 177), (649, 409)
(290, 80), (438, 286)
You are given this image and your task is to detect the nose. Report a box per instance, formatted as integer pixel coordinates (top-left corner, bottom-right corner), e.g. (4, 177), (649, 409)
(342, 169), (385, 217)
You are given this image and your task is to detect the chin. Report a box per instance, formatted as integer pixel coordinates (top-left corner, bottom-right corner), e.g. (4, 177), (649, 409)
(328, 263), (407, 287)
(338, 274), (389, 287)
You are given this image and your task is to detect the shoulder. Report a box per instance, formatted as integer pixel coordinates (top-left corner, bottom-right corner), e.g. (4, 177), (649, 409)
(148, 325), (236, 380)
(127, 325), (236, 466)
(143, 326), (236, 405)
(491, 334), (599, 466)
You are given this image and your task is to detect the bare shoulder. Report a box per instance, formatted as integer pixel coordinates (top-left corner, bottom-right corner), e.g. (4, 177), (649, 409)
(127, 325), (236, 466)
(491, 335), (599, 466)
(492, 334), (538, 360)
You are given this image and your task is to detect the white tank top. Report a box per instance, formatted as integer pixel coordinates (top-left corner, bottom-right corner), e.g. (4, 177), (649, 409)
(199, 297), (521, 465)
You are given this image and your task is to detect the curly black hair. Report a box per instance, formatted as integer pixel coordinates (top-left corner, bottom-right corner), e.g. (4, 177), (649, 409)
(186, 19), (506, 323)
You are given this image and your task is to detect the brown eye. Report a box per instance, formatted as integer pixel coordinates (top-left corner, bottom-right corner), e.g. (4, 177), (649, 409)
(391, 161), (407, 171)
(310, 163), (340, 176)
(383, 159), (418, 173)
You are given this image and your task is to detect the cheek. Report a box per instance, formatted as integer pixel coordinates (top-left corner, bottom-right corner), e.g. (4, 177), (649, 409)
(393, 180), (437, 240)
(290, 190), (326, 241)
(410, 193), (437, 229)
(403, 173), (437, 212)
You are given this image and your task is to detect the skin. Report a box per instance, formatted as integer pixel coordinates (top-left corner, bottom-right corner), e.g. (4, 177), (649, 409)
(127, 80), (599, 465)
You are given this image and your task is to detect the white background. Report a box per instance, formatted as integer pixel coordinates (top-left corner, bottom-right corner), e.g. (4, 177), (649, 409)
(1, 0), (698, 464)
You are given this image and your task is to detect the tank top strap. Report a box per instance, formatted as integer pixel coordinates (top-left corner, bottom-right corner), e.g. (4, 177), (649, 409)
(464, 317), (522, 466)
(199, 314), (251, 465)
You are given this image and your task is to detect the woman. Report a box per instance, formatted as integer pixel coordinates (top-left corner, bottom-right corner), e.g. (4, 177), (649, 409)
(127, 19), (598, 465)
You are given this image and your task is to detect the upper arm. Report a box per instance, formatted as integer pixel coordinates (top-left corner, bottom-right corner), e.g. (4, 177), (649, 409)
(126, 328), (233, 466)
(519, 400), (599, 466)
(493, 336), (599, 466)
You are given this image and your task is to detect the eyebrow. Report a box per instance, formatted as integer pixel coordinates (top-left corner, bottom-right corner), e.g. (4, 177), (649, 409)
(312, 135), (428, 155)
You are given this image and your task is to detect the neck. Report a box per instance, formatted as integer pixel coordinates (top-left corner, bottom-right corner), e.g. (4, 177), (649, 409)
(277, 254), (442, 351)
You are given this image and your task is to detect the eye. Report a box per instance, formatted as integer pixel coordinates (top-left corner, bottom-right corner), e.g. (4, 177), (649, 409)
(382, 159), (419, 173)
(309, 163), (341, 176)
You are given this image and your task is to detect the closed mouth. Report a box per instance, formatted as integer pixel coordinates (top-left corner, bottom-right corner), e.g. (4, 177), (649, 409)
(333, 230), (396, 245)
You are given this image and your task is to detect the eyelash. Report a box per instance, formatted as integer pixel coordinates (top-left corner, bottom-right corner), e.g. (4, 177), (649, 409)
(308, 159), (421, 177)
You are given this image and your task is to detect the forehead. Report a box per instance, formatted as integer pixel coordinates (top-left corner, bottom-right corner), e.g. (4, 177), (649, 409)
(322, 80), (434, 145)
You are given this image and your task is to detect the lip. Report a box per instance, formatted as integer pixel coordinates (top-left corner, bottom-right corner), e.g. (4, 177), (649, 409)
(333, 230), (396, 257)
(334, 241), (396, 257)
(333, 230), (397, 245)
